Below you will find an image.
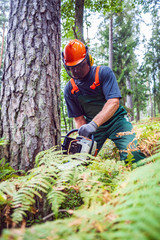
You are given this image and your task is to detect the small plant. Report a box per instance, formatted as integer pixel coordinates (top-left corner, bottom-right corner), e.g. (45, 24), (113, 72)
(0, 158), (24, 182)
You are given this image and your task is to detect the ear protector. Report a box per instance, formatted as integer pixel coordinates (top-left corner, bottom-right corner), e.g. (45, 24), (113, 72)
(85, 45), (94, 66)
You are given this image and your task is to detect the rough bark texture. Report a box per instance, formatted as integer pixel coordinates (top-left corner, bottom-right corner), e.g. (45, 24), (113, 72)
(0, 0), (61, 170)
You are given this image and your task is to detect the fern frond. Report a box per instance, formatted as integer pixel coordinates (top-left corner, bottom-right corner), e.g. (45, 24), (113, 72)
(47, 188), (66, 218)
(1, 152), (160, 240)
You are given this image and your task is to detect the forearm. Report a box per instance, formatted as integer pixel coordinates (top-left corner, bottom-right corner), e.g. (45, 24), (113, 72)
(74, 115), (87, 128)
(93, 98), (120, 127)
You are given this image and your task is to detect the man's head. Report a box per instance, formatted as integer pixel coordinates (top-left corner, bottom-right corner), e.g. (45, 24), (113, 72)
(62, 39), (93, 79)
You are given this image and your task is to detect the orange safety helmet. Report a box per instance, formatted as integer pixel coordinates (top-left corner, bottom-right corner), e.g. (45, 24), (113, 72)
(63, 39), (87, 66)
(62, 39), (94, 79)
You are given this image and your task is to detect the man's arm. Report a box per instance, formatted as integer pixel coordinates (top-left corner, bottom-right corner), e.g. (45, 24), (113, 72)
(92, 98), (119, 126)
(78, 98), (120, 137)
(74, 115), (87, 128)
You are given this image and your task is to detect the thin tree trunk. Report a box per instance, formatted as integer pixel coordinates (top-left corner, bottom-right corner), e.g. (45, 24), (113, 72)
(61, 99), (68, 134)
(153, 78), (156, 117)
(74, 0), (84, 42)
(109, 16), (113, 69)
(0, 23), (5, 70)
(136, 106), (140, 122)
(0, 0), (61, 171)
(126, 76), (134, 121)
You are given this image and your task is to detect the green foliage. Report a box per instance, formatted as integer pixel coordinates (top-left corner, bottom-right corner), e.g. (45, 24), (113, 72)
(142, 7), (160, 116)
(133, 117), (160, 156)
(1, 152), (160, 240)
(132, 68), (149, 117)
(0, 145), (131, 228)
(96, 2), (140, 106)
(0, 139), (22, 182)
(60, 66), (73, 133)
(61, 0), (124, 41)
(0, 117), (160, 238)
(132, 0), (159, 13)
(112, 8), (139, 100)
(0, 158), (23, 182)
(0, 0), (9, 25)
(61, 0), (75, 39)
(0, 137), (8, 146)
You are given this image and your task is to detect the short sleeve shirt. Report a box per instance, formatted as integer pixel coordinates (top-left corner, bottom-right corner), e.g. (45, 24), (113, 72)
(64, 66), (121, 118)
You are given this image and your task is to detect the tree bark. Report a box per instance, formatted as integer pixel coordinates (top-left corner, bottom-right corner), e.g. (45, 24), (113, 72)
(74, 0), (84, 42)
(0, 0), (61, 171)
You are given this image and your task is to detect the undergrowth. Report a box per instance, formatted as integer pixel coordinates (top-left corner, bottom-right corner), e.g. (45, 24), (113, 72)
(99, 116), (160, 160)
(1, 152), (160, 240)
(0, 117), (160, 239)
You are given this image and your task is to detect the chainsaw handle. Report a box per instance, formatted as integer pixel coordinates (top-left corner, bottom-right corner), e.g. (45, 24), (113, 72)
(65, 129), (79, 137)
(66, 129), (94, 141)
(66, 129), (95, 154)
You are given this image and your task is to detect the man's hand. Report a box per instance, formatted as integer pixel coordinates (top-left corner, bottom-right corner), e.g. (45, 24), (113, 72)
(78, 121), (98, 138)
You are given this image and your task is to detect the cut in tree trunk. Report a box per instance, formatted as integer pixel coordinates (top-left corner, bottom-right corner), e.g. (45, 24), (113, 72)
(0, 0), (61, 171)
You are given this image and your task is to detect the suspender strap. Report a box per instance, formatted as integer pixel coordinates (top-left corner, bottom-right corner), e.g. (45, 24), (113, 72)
(70, 78), (79, 94)
(70, 66), (100, 94)
(90, 66), (100, 90)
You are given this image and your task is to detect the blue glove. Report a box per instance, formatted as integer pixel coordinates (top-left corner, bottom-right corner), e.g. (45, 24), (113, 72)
(78, 121), (98, 138)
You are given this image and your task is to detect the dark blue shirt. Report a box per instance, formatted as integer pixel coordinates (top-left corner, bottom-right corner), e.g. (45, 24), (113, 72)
(64, 66), (121, 118)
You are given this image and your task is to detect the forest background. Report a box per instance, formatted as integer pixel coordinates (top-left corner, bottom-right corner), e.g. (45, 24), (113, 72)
(0, 0), (160, 239)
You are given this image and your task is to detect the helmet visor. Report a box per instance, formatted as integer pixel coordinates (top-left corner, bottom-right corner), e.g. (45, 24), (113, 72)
(65, 58), (89, 79)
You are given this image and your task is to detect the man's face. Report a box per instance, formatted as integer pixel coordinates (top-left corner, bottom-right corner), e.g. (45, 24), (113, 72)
(67, 59), (90, 80)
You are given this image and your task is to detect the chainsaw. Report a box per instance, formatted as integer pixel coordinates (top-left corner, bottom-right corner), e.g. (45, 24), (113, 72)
(61, 129), (98, 162)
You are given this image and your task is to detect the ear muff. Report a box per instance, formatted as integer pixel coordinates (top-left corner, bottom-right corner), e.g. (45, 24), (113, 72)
(85, 45), (94, 66)
(89, 54), (94, 66)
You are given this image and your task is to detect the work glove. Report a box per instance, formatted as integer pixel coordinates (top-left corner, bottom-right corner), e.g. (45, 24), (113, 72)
(78, 121), (98, 138)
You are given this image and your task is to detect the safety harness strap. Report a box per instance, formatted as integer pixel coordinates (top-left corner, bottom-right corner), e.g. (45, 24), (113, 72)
(70, 66), (100, 94)
(90, 66), (100, 90)
(70, 78), (79, 94)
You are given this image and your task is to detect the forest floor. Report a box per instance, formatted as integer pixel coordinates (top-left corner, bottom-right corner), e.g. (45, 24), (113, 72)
(0, 116), (160, 240)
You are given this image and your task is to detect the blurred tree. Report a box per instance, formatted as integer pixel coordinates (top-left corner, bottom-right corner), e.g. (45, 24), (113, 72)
(143, 6), (160, 117)
(97, 2), (140, 120)
(0, 0), (9, 78)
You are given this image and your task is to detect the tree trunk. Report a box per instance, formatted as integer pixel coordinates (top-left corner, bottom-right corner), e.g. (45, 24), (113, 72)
(74, 0), (84, 42)
(153, 78), (156, 117)
(61, 99), (68, 134)
(0, 23), (5, 70)
(126, 76), (134, 121)
(136, 106), (140, 122)
(0, 0), (61, 171)
(109, 16), (113, 69)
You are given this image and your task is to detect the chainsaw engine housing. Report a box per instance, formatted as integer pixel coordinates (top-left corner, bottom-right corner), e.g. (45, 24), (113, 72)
(62, 129), (97, 161)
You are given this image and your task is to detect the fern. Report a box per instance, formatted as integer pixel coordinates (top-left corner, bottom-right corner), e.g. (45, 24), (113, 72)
(1, 152), (160, 240)
(0, 148), (94, 225)
(0, 158), (23, 181)
(46, 188), (66, 218)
